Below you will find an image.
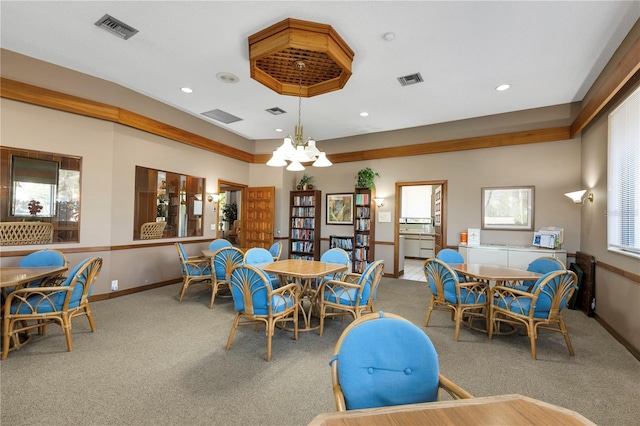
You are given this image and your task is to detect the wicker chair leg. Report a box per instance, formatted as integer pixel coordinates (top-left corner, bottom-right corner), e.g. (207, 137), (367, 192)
(62, 314), (73, 352)
(424, 301), (434, 326)
(560, 319), (575, 356)
(225, 313), (241, 350)
(528, 321), (537, 360)
(453, 309), (462, 341)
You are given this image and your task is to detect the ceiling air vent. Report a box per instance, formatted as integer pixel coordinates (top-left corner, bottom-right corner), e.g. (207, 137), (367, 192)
(201, 109), (243, 124)
(397, 73), (424, 87)
(266, 107), (287, 116)
(95, 14), (139, 40)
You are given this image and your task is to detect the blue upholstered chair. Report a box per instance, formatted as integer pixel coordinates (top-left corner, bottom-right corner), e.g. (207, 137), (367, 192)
(208, 238), (232, 251)
(329, 311), (473, 411)
(436, 248), (464, 264)
(226, 264), (298, 361)
(489, 269), (578, 359)
(2, 257), (102, 360)
(175, 242), (213, 305)
(2, 249), (68, 298)
(318, 260), (384, 336)
(210, 247), (244, 308)
(436, 248), (468, 281)
(268, 242), (282, 261)
(513, 257), (566, 292)
(244, 248), (280, 288)
(423, 258), (489, 341)
(314, 248), (351, 288)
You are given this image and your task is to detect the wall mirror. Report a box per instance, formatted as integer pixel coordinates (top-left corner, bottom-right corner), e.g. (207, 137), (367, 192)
(1, 146), (81, 244)
(481, 186), (534, 231)
(134, 166), (204, 239)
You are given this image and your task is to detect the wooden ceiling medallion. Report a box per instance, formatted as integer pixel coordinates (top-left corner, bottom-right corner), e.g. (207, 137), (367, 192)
(248, 18), (355, 97)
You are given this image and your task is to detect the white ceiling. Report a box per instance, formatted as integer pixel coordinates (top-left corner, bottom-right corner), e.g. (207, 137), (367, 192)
(2, 1), (639, 144)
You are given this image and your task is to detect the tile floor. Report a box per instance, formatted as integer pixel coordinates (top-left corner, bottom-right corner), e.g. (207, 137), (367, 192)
(399, 257), (426, 282)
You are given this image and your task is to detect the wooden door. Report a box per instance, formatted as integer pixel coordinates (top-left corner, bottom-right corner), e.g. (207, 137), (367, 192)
(244, 186), (275, 249)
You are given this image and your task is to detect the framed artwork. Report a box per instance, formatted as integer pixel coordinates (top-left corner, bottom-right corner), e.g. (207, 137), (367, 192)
(481, 186), (535, 231)
(326, 193), (354, 225)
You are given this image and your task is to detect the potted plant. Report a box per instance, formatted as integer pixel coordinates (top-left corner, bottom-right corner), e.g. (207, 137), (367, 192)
(221, 202), (238, 224)
(356, 167), (380, 189)
(298, 174), (314, 190)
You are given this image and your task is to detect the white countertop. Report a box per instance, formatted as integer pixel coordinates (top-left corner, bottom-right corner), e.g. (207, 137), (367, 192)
(459, 243), (565, 252)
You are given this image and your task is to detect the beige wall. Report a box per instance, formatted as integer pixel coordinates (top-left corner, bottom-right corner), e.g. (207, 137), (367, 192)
(1, 39), (638, 353)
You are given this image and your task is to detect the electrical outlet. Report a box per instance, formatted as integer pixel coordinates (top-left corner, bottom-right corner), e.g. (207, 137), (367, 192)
(210, 224), (216, 231)
(111, 280), (118, 291)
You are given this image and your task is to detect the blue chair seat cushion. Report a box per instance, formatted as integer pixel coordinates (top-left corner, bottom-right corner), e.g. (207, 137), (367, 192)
(336, 318), (440, 410)
(323, 287), (367, 306)
(495, 296), (549, 318)
(253, 294), (295, 316)
(444, 288), (485, 305)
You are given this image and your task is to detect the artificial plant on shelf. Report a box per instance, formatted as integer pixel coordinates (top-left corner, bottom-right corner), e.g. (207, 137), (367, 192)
(298, 174), (314, 190)
(355, 167), (380, 189)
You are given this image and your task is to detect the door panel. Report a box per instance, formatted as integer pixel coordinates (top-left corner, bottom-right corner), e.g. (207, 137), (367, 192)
(244, 186), (275, 249)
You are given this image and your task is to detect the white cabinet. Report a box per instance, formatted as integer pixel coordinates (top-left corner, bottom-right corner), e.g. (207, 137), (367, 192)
(458, 244), (566, 268)
(404, 236), (420, 257)
(420, 235), (435, 258)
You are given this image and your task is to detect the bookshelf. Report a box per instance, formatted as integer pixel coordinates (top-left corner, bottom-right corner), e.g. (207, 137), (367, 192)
(353, 188), (375, 273)
(330, 235), (354, 260)
(289, 190), (321, 260)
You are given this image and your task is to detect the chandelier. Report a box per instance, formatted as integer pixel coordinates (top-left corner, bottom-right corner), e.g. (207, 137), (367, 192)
(266, 61), (332, 171)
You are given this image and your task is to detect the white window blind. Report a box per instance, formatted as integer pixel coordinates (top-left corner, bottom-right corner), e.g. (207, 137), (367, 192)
(608, 86), (640, 256)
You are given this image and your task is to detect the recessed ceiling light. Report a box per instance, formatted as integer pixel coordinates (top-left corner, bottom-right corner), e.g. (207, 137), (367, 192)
(275, 128), (283, 132)
(360, 112), (369, 117)
(496, 84), (511, 91)
(383, 32), (396, 41)
(216, 72), (239, 84)
(180, 87), (193, 93)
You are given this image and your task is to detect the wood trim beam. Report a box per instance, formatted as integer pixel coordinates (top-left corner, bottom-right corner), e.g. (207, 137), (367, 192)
(0, 78), (252, 163)
(570, 34), (640, 137)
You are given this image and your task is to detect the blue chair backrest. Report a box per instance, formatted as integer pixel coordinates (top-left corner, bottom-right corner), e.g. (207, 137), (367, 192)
(57, 257), (102, 307)
(229, 264), (271, 315)
(524, 257), (564, 288)
(529, 270), (576, 315)
(425, 259), (458, 303)
(355, 260), (383, 305)
(320, 248), (350, 281)
(436, 249), (464, 264)
(332, 312), (440, 410)
(213, 247), (244, 280)
(269, 242), (282, 259)
(208, 239), (232, 251)
(244, 248), (279, 288)
(244, 248), (274, 266)
(175, 243), (189, 274)
(19, 249), (66, 267)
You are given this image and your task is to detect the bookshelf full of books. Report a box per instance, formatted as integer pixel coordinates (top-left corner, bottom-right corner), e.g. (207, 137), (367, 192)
(353, 188), (375, 273)
(289, 190), (321, 260)
(329, 235), (354, 260)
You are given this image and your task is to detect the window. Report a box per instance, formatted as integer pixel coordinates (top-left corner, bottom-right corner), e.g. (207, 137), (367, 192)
(608, 85), (640, 257)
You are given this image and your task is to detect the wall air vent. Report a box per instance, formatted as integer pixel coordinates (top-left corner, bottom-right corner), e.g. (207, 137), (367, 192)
(95, 14), (139, 40)
(266, 107), (287, 115)
(397, 73), (424, 87)
(201, 109), (243, 124)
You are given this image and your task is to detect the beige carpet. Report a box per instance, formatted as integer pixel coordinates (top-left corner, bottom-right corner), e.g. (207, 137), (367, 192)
(1, 278), (638, 425)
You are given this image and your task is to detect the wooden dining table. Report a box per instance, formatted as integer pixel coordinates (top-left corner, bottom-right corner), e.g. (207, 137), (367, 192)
(308, 394), (596, 426)
(258, 259), (348, 331)
(1, 265), (68, 289)
(450, 263), (541, 287)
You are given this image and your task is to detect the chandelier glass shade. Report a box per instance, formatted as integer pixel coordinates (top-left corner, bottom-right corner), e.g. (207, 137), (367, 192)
(266, 61), (332, 170)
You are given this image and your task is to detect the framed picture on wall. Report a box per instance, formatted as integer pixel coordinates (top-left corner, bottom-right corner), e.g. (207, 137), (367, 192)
(326, 193), (354, 225)
(481, 186), (535, 230)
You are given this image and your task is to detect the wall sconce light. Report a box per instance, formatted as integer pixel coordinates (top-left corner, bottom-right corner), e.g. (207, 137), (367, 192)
(373, 197), (386, 207)
(207, 193), (220, 203)
(564, 190), (594, 205)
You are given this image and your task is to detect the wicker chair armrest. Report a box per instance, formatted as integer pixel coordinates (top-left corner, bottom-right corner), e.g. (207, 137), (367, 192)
(183, 258), (210, 267)
(439, 374), (473, 400)
(270, 282), (298, 299)
(458, 281), (489, 292)
(3, 286), (71, 315)
(341, 273), (362, 284)
(40, 275), (68, 287)
(492, 285), (534, 299)
(323, 279), (361, 290)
